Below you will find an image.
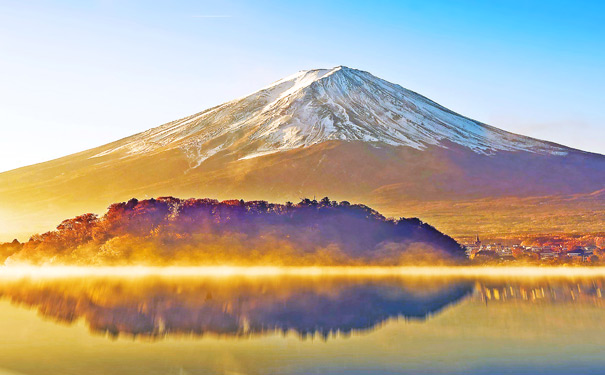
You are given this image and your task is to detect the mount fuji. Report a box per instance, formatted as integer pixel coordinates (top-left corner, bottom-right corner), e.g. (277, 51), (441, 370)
(92, 66), (569, 162)
(1, 66), (603, 240)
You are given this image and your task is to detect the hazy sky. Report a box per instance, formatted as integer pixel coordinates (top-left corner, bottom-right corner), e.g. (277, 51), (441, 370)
(0, 0), (603, 172)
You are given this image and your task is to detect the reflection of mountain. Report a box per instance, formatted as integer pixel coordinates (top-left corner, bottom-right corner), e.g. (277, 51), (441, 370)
(0, 277), (472, 339)
(475, 279), (605, 305)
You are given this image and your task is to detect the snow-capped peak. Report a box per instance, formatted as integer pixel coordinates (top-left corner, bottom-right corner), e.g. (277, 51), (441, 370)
(92, 66), (569, 164)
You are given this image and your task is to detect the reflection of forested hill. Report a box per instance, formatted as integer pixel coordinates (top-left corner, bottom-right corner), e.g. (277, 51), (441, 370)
(3, 197), (464, 265)
(0, 277), (473, 339)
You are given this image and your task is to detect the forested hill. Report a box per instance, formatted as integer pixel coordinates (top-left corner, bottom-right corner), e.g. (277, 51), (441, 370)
(1, 197), (465, 265)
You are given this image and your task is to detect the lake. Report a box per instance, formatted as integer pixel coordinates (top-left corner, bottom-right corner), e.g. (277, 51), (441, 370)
(0, 272), (604, 374)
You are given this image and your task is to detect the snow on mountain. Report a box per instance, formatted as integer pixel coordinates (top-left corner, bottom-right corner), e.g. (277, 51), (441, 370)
(93, 66), (569, 165)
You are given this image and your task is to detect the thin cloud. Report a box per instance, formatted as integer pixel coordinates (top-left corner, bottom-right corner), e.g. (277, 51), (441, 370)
(191, 15), (233, 18)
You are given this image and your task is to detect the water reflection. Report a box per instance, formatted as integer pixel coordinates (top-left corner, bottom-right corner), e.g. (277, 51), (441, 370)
(475, 279), (605, 305)
(0, 276), (472, 339)
(1, 276), (605, 341)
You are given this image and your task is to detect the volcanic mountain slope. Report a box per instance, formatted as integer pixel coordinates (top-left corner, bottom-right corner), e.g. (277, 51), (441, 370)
(1, 66), (603, 240)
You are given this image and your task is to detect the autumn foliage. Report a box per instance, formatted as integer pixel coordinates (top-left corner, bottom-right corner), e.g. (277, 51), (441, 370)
(2, 197), (465, 265)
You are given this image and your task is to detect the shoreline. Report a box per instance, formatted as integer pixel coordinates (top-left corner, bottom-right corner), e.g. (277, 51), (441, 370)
(3, 265), (605, 279)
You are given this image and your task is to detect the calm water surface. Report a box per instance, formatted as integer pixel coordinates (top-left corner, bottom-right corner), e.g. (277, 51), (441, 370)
(0, 275), (604, 375)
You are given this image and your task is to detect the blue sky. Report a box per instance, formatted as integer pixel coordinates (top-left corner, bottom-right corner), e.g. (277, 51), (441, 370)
(0, 0), (603, 171)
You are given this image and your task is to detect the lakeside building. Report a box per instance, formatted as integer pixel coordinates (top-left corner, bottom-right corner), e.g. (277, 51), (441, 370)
(464, 239), (602, 263)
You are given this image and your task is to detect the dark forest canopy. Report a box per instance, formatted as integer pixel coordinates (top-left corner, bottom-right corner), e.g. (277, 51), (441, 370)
(2, 197), (465, 265)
